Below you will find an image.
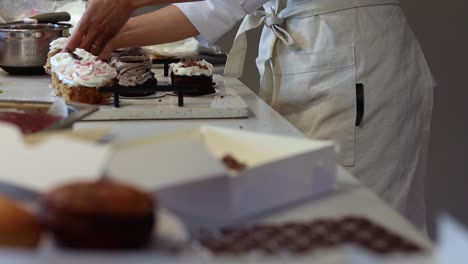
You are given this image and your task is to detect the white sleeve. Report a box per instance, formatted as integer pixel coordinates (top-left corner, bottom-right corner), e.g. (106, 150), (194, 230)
(173, 0), (269, 44)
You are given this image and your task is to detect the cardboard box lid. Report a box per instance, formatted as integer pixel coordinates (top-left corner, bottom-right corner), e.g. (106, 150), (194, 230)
(109, 125), (336, 191)
(0, 124), (111, 192)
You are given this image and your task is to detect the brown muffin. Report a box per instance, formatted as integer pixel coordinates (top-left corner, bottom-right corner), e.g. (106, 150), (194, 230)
(41, 180), (155, 249)
(0, 196), (42, 248)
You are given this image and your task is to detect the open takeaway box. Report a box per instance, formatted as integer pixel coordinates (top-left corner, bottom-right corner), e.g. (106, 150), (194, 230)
(109, 126), (337, 227)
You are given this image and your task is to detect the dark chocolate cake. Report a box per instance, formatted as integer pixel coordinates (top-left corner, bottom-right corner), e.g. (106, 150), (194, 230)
(170, 59), (215, 96)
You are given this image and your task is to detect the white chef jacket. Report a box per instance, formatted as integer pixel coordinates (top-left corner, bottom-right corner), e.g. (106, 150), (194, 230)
(174, 0), (267, 44)
(173, 0), (434, 232)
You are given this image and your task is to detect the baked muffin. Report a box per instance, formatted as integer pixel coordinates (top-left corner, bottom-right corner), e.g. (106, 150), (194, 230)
(41, 180), (155, 249)
(110, 48), (156, 97)
(170, 59), (215, 96)
(0, 196), (42, 248)
(50, 49), (117, 104)
(44, 37), (69, 76)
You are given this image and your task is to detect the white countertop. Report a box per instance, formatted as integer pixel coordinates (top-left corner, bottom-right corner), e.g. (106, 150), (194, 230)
(73, 79), (302, 142)
(0, 70), (433, 262)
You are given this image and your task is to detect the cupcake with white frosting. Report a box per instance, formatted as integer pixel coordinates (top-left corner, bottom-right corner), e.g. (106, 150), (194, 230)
(50, 49), (117, 104)
(170, 59), (215, 96)
(44, 37), (69, 75)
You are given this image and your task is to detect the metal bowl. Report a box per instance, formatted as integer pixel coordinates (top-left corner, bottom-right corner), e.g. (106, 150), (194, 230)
(0, 23), (71, 75)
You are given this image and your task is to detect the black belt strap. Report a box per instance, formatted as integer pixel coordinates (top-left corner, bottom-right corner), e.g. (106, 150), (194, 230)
(355, 83), (364, 127)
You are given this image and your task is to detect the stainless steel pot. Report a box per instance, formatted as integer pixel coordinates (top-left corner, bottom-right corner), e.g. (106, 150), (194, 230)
(0, 23), (71, 75)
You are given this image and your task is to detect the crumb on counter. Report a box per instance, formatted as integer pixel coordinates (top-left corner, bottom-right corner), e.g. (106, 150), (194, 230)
(222, 154), (247, 172)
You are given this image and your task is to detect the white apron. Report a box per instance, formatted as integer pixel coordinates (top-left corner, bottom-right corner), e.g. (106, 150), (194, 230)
(225, 0), (434, 230)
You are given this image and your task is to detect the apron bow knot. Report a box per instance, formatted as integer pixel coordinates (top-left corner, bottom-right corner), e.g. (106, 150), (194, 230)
(260, 7), (294, 46)
(224, 2), (294, 78)
(225, 0), (401, 78)
(265, 15), (284, 27)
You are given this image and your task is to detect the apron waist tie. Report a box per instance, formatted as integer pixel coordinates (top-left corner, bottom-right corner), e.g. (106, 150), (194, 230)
(224, 0), (400, 78)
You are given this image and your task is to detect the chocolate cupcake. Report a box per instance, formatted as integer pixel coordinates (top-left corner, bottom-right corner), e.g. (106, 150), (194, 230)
(41, 180), (155, 249)
(170, 59), (215, 96)
(111, 48), (156, 97)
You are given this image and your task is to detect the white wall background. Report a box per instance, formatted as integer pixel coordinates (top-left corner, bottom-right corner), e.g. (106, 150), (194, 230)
(400, 0), (468, 238)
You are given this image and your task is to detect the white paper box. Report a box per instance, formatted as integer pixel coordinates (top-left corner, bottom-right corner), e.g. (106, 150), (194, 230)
(0, 124), (111, 193)
(110, 126), (337, 226)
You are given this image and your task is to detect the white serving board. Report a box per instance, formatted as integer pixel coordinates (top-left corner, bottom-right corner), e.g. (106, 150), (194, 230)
(0, 71), (250, 120)
(85, 75), (249, 120)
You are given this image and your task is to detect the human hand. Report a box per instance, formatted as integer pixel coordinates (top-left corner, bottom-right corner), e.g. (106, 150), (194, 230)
(96, 20), (134, 60)
(66, 0), (136, 55)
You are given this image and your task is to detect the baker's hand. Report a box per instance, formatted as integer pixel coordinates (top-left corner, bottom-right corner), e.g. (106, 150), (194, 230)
(66, 0), (136, 55)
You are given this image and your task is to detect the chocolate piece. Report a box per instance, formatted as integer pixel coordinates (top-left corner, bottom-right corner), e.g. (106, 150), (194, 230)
(221, 155), (247, 172)
(112, 48), (147, 58)
(63, 48), (83, 61)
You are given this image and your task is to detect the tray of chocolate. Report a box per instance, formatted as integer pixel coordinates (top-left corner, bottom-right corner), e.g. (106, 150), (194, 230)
(199, 217), (423, 256)
(0, 100), (98, 134)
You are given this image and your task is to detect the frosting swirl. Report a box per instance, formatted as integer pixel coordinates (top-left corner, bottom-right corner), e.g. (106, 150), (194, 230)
(111, 48), (154, 86)
(50, 52), (76, 73)
(49, 37), (69, 52)
(170, 59), (213, 76)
